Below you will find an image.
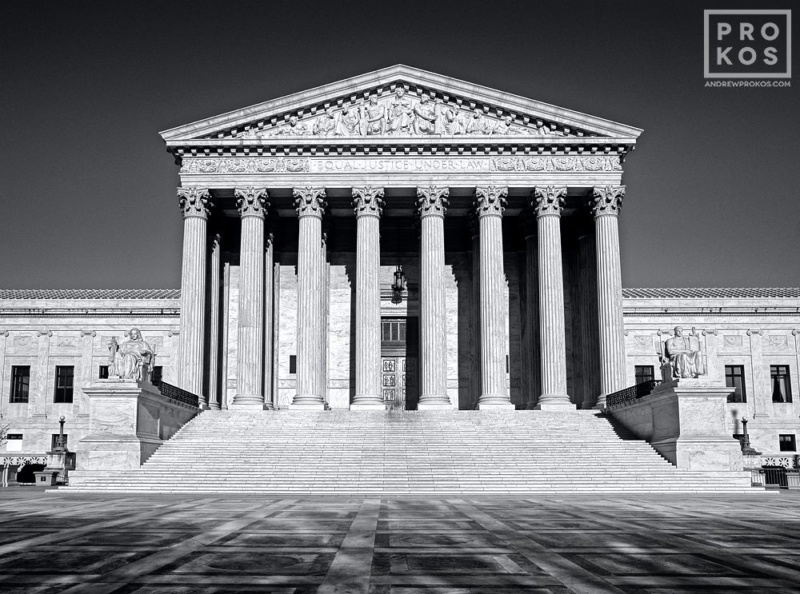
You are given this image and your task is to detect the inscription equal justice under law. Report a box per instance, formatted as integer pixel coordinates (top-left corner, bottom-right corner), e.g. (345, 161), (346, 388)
(180, 155), (622, 175)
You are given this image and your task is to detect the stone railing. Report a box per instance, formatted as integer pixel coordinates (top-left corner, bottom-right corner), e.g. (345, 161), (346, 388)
(159, 381), (200, 408)
(605, 380), (661, 408)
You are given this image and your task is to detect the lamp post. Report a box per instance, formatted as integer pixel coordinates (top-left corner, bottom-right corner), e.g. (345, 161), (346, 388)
(57, 416), (66, 452)
(741, 417), (761, 456)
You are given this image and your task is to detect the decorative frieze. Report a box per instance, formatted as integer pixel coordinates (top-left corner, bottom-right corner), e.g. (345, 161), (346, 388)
(592, 185), (625, 217)
(352, 186), (385, 218)
(474, 186), (508, 218)
(179, 155), (622, 175)
(532, 186), (566, 218)
(177, 187), (212, 219)
(234, 187), (268, 218)
(417, 186), (449, 218)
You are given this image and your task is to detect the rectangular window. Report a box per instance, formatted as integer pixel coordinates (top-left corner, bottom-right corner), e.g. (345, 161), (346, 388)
(635, 365), (655, 385)
(54, 366), (74, 403)
(99, 365), (109, 379)
(725, 365), (746, 403)
(151, 366), (163, 386)
(51, 433), (68, 451)
(779, 434), (797, 452)
(381, 319), (407, 343)
(770, 365), (793, 403)
(10, 366), (30, 403)
(5, 434), (22, 452)
(289, 355), (297, 374)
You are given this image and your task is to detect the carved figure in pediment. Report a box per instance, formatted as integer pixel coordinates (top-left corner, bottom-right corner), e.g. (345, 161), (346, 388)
(441, 105), (465, 135)
(108, 328), (154, 382)
(272, 115), (310, 137)
(466, 110), (492, 135)
(361, 95), (386, 135)
(412, 95), (438, 135)
(313, 108), (338, 137)
(492, 115), (527, 135)
(337, 106), (362, 136)
(662, 326), (706, 379)
(387, 87), (413, 135)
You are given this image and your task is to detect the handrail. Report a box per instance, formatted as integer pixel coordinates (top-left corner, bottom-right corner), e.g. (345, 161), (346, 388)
(158, 381), (199, 408)
(605, 379), (662, 408)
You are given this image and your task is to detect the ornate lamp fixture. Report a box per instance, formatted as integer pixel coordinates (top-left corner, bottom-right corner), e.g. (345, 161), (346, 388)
(391, 266), (406, 304)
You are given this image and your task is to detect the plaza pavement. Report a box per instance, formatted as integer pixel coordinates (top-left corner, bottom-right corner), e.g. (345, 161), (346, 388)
(0, 489), (798, 593)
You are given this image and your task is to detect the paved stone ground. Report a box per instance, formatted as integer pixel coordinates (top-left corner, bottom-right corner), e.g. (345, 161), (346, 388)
(0, 490), (798, 593)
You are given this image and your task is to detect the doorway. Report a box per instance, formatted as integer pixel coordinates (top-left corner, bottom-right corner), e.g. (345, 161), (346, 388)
(380, 317), (419, 410)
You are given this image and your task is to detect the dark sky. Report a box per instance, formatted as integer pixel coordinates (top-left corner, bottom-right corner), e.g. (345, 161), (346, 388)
(1, 1), (797, 289)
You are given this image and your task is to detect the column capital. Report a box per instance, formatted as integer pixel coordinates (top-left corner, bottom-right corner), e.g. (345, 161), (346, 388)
(591, 185), (625, 217)
(234, 187), (268, 218)
(294, 186), (327, 218)
(417, 186), (449, 218)
(532, 186), (567, 218)
(177, 187), (212, 219)
(352, 186), (385, 218)
(475, 186), (508, 218)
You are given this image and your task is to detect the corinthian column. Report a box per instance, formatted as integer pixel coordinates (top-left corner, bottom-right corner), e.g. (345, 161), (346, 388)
(177, 187), (211, 399)
(416, 186), (451, 409)
(232, 187), (268, 409)
(291, 187), (327, 410)
(522, 214), (541, 409)
(207, 233), (222, 410)
(475, 186), (513, 410)
(592, 185), (626, 408)
(533, 186), (573, 409)
(351, 187), (385, 410)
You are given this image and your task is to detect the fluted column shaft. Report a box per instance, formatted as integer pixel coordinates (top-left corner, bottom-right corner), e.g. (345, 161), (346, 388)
(593, 186), (627, 408)
(263, 232), (275, 409)
(177, 187), (211, 400)
(207, 233), (222, 410)
(416, 186), (451, 409)
(476, 186), (513, 409)
(523, 223), (541, 409)
(578, 232), (601, 408)
(469, 218), (481, 409)
(533, 187), (572, 408)
(291, 187), (327, 410)
(352, 187), (385, 410)
(232, 187), (267, 408)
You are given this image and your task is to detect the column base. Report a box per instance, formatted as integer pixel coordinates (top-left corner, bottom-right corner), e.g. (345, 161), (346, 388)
(535, 400), (577, 411)
(230, 394), (266, 409)
(207, 402), (221, 411)
(417, 394), (452, 409)
(418, 402), (452, 411)
(289, 403), (326, 411)
(477, 402), (515, 411)
(350, 402), (385, 411)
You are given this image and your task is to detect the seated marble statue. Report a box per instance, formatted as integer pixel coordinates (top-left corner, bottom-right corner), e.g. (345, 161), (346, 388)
(108, 328), (154, 381)
(663, 326), (705, 379)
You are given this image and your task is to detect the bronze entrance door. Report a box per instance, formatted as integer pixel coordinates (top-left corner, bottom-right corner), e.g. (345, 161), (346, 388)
(380, 317), (419, 410)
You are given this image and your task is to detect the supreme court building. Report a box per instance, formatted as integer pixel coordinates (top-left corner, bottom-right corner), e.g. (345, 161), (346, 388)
(2, 66), (799, 470)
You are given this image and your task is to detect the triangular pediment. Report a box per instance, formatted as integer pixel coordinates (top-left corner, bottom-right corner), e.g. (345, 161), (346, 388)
(161, 65), (642, 144)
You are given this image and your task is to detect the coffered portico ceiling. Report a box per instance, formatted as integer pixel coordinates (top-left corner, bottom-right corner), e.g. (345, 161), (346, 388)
(162, 65), (642, 187)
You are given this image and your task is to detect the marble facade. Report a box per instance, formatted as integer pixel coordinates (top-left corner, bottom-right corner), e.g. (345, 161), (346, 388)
(1, 66), (799, 474)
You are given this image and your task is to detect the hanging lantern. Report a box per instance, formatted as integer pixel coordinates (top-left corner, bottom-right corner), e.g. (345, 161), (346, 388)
(391, 265), (405, 304)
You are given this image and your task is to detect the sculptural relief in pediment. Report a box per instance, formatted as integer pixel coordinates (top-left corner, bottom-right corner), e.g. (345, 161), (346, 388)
(237, 86), (574, 140)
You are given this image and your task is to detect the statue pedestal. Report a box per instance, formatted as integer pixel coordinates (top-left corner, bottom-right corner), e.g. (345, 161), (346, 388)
(70, 379), (198, 485)
(609, 379), (743, 472)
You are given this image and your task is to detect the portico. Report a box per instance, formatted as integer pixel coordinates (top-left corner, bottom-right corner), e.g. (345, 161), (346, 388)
(163, 65), (641, 411)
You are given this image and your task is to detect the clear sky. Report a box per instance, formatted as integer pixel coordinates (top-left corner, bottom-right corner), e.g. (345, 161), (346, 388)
(1, 0), (797, 289)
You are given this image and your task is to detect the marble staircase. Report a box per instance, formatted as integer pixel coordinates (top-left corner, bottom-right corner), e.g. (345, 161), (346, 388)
(64, 410), (754, 493)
